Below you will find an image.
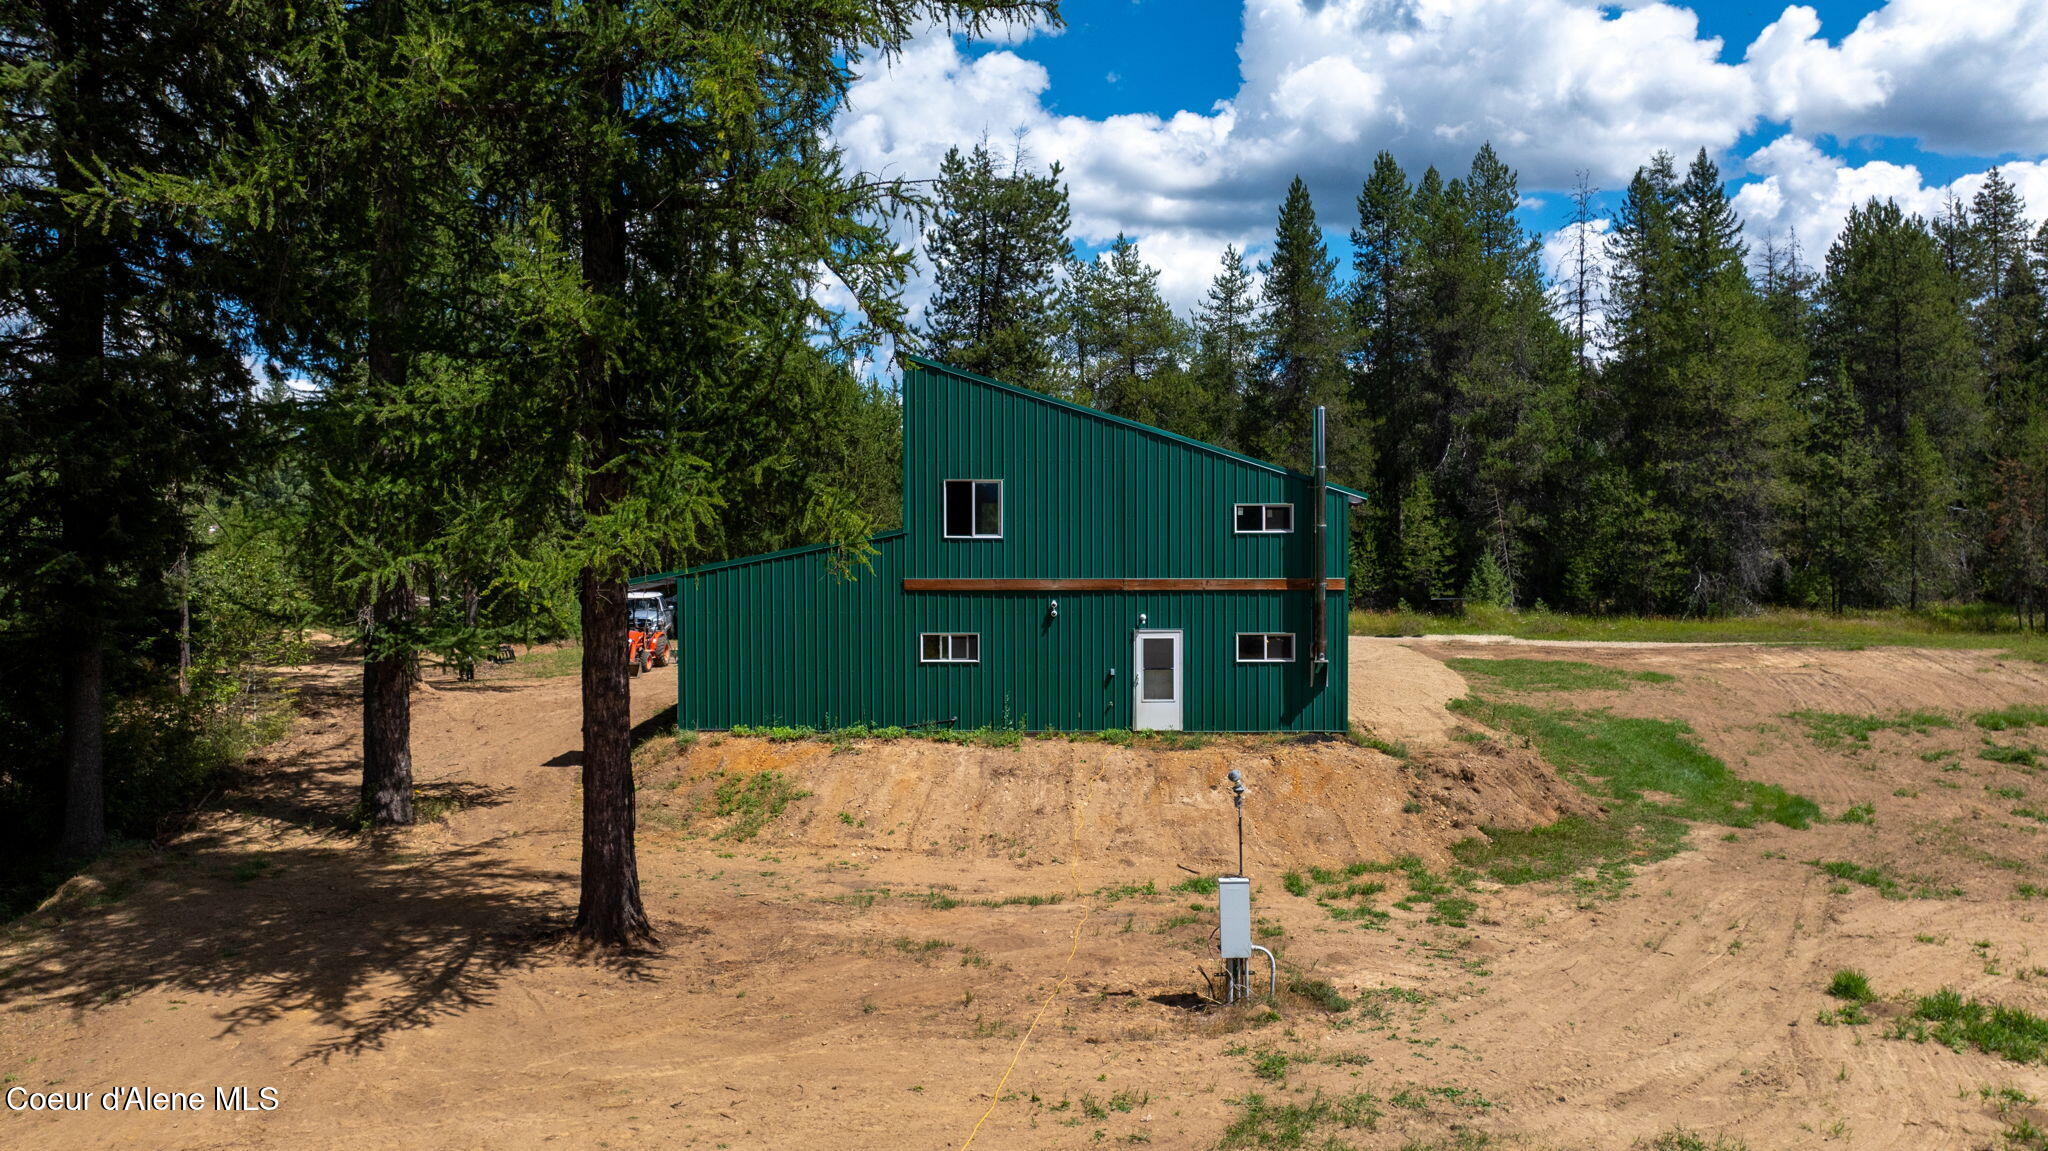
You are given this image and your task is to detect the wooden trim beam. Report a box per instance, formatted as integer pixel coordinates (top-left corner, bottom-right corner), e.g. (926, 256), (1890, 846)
(903, 578), (1346, 592)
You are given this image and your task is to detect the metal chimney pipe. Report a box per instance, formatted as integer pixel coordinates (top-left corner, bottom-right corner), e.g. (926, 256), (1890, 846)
(1310, 406), (1328, 677)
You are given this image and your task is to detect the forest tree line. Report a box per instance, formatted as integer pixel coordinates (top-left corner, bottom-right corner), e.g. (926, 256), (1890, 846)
(920, 141), (2048, 622)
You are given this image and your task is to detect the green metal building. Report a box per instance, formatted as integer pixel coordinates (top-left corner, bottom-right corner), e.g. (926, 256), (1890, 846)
(653, 356), (1363, 732)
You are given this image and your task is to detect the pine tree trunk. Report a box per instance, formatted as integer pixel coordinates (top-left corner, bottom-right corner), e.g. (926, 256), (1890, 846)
(49, 3), (109, 860)
(59, 641), (107, 856)
(360, 583), (415, 825)
(570, 23), (652, 949)
(574, 553), (650, 947)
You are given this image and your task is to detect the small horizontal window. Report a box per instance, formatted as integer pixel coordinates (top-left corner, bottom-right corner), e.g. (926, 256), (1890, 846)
(1234, 503), (1293, 533)
(920, 632), (980, 664)
(1236, 633), (1296, 663)
(944, 480), (1002, 539)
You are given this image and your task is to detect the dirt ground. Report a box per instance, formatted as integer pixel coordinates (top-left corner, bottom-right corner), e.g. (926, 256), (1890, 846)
(4, 638), (2048, 1149)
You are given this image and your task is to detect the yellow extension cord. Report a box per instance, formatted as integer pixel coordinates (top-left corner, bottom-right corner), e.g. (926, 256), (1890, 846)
(956, 765), (1093, 1151)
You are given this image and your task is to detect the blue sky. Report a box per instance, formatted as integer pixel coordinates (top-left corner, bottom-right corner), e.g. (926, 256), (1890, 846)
(831, 0), (2048, 315)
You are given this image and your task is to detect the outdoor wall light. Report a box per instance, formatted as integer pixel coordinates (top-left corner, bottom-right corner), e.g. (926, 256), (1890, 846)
(1048, 598), (1059, 619)
(1139, 613), (1148, 626)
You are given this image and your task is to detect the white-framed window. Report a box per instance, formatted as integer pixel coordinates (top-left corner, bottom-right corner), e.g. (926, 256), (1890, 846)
(944, 479), (1003, 539)
(920, 632), (981, 664)
(1236, 633), (1296, 663)
(1233, 503), (1294, 534)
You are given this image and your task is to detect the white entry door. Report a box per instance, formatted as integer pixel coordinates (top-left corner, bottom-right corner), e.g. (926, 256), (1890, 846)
(1132, 630), (1183, 731)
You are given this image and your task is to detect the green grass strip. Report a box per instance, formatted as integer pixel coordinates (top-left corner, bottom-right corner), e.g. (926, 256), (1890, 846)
(1445, 656), (1674, 693)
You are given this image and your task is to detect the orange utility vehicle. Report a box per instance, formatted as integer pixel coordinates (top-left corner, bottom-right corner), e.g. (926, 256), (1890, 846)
(626, 589), (673, 676)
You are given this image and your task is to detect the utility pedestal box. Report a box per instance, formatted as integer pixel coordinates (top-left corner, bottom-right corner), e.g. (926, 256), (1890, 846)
(1218, 876), (1251, 959)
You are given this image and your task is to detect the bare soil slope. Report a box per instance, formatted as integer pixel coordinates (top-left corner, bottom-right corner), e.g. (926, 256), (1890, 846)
(3, 639), (2046, 1150)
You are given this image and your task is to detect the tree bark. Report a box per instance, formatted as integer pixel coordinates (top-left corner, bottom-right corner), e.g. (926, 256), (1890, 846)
(360, 583), (415, 825)
(574, 553), (650, 947)
(59, 642), (107, 856)
(570, 15), (652, 948)
(48, 0), (109, 859)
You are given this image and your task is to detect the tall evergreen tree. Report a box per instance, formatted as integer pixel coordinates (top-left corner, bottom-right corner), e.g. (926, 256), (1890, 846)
(1244, 177), (1360, 479)
(1064, 235), (1195, 430)
(1889, 417), (1954, 610)
(1560, 171), (1603, 369)
(499, 0), (1056, 948)
(1188, 245), (1259, 449)
(0, 0), (269, 854)
(1604, 149), (1796, 610)
(921, 140), (1073, 391)
(1818, 197), (1982, 607)
(1790, 371), (1882, 611)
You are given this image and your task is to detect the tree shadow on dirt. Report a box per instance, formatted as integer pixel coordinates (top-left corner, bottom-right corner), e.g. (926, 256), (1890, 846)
(0, 831), (586, 1062)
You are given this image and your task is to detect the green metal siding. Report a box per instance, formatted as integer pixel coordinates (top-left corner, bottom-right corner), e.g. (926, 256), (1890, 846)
(675, 532), (1350, 732)
(902, 362), (1353, 581)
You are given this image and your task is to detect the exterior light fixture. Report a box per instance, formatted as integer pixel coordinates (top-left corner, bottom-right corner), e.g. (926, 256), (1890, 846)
(1048, 598), (1059, 619)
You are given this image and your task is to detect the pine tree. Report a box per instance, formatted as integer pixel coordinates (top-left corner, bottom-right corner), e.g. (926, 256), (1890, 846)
(1889, 417), (1954, 609)
(1819, 198), (1983, 604)
(498, 0), (1057, 949)
(1463, 552), (1513, 609)
(1188, 245), (1259, 450)
(1065, 235), (1195, 430)
(921, 140), (1073, 391)
(1245, 177), (1361, 479)
(1985, 417), (2048, 628)
(0, 0), (270, 854)
(1396, 474), (1455, 607)
(1561, 171), (1603, 369)
(1791, 371), (1882, 612)
(1604, 149), (1796, 611)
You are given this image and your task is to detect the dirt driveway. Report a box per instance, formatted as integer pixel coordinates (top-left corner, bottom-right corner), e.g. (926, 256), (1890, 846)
(3, 638), (2047, 1149)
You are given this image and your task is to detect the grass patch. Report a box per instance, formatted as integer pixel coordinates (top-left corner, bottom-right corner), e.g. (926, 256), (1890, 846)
(707, 770), (812, 841)
(1346, 726), (1409, 759)
(1983, 744), (2041, 767)
(1218, 1090), (1380, 1149)
(1838, 802), (1876, 824)
(1811, 860), (1961, 900)
(1891, 988), (2048, 1064)
(1447, 696), (1817, 892)
(1455, 698), (1818, 829)
(1634, 1131), (1751, 1151)
(1446, 657), (1673, 692)
(1976, 706), (2048, 731)
(1786, 709), (1955, 747)
(1172, 875), (1219, 895)
(1287, 975), (1353, 1013)
(1828, 968), (1875, 1003)
(512, 645), (582, 678)
(1350, 604), (2048, 662)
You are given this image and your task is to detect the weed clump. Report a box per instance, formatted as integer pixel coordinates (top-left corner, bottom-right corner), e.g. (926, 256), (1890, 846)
(1891, 987), (2048, 1064)
(708, 770), (811, 840)
(1827, 969), (1874, 1003)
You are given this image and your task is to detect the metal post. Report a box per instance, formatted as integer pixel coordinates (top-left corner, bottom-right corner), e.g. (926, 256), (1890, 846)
(1229, 768), (1246, 877)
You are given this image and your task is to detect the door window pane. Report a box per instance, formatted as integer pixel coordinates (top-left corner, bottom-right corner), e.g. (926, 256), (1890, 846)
(1141, 637), (1174, 701)
(1142, 668), (1173, 700)
(1143, 637), (1172, 669)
